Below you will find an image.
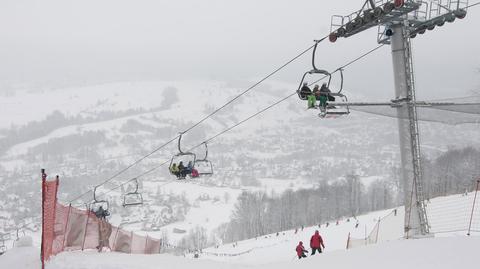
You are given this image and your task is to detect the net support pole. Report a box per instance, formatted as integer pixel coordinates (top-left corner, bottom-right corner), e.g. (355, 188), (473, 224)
(467, 179), (480, 236)
(81, 207), (91, 251)
(346, 232), (351, 249)
(41, 169), (46, 269)
(144, 235), (149, 254)
(61, 204), (72, 251)
(130, 231), (133, 254)
(112, 226), (120, 252)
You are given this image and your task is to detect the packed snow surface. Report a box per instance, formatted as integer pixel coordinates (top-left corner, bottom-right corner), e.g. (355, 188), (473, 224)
(1, 192), (479, 269)
(2, 236), (479, 269)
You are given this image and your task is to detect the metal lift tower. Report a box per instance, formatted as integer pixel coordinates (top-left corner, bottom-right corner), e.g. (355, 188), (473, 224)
(328, 0), (469, 238)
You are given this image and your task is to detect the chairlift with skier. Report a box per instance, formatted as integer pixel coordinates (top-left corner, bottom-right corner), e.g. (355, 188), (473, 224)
(90, 186), (110, 212)
(296, 41), (350, 118)
(169, 132), (197, 179)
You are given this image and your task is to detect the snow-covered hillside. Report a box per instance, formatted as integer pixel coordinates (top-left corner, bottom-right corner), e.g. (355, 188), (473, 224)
(2, 236), (480, 269)
(1, 191), (479, 269)
(0, 80), (479, 254)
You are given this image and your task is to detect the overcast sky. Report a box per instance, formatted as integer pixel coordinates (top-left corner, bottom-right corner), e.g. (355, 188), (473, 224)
(1, 0), (479, 99)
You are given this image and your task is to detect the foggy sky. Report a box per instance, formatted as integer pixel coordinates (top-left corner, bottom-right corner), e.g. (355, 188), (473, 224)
(1, 0), (479, 99)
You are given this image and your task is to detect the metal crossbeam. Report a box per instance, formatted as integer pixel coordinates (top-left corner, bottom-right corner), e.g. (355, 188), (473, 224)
(327, 101), (480, 107)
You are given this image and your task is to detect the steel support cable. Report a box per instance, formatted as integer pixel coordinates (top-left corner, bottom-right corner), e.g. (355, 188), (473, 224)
(310, 44), (385, 86)
(96, 92), (299, 200)
(181, 38), (327, 135)
(67, 39), (329, 204)
(467, 2), (480, 8)
(68, 135), (180, 203)
(96, 44), (387, 200)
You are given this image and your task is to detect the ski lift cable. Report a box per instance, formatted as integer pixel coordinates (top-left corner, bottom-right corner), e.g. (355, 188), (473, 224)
(67, 38), (331, 204)
(68, 135), (180, 203)
(97, 92), (297, 199)
(96, 44), (388, 198)
(468, 2), (480, 8)
(310, 44), (385, 86)
(95, 91), (297, 200)
(180, 37), (327, 136)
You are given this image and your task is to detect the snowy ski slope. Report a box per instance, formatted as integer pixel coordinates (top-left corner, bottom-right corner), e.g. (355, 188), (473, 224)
(1, 191), (479, 269)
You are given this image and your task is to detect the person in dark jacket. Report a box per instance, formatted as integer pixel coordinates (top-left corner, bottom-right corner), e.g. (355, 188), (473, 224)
(296, 241), (308, 259)
(300, 82), (312, 99)
(310, 230), (325, 255)
(178, 161), (186, 178)
(185, 161), (193, 174)
(94, 206), (110, 220)
(300, 82), (316, 109)
(93, 205), (112, 252)
(320, 83), (335, 101)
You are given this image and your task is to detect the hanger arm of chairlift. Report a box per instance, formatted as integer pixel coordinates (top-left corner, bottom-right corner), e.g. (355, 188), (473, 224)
(327, 100), (480, 108)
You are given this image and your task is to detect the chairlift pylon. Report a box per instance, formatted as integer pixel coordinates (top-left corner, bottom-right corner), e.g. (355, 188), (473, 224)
(122, 178), (144, 207)
(169, 132), (197, 179)
(194, 142), (214, 176)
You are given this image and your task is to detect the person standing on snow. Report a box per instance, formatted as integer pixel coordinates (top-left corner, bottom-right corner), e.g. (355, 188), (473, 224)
(296, 241), (308, 259)
(310, 230), (325, 255)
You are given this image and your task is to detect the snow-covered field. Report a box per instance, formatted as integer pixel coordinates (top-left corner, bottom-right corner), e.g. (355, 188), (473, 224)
(2, 232), (479, 269)
(1, 191), (479, 269)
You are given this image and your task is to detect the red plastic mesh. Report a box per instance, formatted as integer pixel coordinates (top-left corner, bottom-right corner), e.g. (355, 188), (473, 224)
(41, 178), (59, 262)
(145, 237), (161, 254)
(42, 177), (162, 260)
(131, 233), (147, 254)
(63, 206), (88, 251)
(51, 203), (70, 255)
(112, 229), (132, 253)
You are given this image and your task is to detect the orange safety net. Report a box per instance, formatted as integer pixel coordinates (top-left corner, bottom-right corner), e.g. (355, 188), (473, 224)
(41, 177), (162, 262)
(41, 175), (59, 263)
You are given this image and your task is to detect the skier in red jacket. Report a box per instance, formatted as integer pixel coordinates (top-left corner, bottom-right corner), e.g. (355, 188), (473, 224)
(310, 230), (325, 255)
(296, 241), (308, 259)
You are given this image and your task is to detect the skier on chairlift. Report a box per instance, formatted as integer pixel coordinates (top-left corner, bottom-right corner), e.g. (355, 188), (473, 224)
(94, 206), (112, 252)
(170, 163), (180, 178)
(300, 82), (316, 109)
(186, 161), (194, 174)
(94, 205), (110, 220)
(321, 83), (335, 100)
(178, 161), (187, 178)
(191, 167), (199, 178)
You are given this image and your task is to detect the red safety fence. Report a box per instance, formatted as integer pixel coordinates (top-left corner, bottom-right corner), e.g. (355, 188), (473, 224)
(41, 173), (162, 266)
(41, 173), (59, 265)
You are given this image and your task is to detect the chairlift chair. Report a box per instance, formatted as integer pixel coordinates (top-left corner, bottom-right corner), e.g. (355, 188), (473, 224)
(122, 178), (144, 207)
(318, 92), (350, 118)
(90, 186), (110, 212)
(194, 142), (214, 176)
(297, 41), (350, 118)
(169, 133), (197, 179)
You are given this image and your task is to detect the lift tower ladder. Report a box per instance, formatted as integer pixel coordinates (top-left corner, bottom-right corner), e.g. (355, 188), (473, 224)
(328, 0), (469, 237)
(402, 25), (430, 235)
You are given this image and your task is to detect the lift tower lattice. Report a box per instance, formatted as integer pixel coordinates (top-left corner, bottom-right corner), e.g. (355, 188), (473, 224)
(328, 0), (469, 237)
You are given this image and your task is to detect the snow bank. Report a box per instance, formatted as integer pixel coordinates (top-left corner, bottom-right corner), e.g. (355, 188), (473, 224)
(0, 247), (41, 268)
(14, 236), (33, 247)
